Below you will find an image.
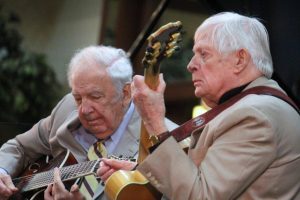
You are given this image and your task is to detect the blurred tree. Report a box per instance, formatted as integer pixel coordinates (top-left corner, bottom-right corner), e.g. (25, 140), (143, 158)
(0, 5), (62, 124)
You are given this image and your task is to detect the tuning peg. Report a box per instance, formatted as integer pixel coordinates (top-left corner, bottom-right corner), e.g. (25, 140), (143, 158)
(166, 41), (178, 49)
(176, 37), (183, 43)
(165, 47), (179, 58)
(170, 32), (181, 41)
(145, 53), (153, 60)
(174, 46), (180, 52)
(146, 46), (154, 53)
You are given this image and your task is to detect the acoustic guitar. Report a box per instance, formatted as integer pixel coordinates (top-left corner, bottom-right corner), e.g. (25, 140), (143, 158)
(104, 21), (183, 200)
(10, 150), (100, 200)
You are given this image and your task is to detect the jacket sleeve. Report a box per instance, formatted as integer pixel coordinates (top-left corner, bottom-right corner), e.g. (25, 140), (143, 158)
(137, 105), (276, 200)
(0, 94), (72, 177)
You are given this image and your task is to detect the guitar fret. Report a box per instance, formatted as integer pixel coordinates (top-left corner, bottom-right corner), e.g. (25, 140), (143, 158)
(20, 160), (99, 192)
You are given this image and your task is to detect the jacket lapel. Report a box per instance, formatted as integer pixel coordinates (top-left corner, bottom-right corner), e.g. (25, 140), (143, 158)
(56, 110), (87, 162)
(112, 109), (140, 158)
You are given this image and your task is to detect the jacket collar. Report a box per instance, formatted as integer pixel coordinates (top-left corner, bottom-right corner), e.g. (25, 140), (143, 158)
(218, 76), (283, 105)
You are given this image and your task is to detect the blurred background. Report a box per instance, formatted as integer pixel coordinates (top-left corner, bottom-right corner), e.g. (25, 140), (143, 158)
(0, 0), (299, 145)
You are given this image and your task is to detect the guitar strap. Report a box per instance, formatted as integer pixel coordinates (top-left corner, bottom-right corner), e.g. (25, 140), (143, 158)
(165, 86), (300, 143)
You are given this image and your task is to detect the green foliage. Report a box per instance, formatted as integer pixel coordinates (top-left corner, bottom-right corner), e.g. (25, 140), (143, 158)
(0, 6), (62, 123)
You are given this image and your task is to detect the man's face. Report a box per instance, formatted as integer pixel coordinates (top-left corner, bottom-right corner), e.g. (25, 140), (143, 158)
(71, 65), (128, 139)
(187, 33), (236, 106)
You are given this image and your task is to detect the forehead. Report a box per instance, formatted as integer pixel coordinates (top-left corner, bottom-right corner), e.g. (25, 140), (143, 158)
(72, 60), (106, 79)
(193, 27), (215, 51)
(193, 38), (215, 54)
(72, 65), (112, 89)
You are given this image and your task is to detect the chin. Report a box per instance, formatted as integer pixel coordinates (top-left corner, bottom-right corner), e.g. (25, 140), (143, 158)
(194, 90), (204, 98)
(94, 130), (113, 139)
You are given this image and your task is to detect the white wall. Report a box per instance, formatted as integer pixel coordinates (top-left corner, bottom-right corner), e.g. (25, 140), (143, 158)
(2, 0), (103, 87)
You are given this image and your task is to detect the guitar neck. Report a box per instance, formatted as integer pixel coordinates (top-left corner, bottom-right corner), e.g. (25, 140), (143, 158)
(13, 159), (100, 193)
(137, 65), (160, 163)
(144, 65), (160, 89)
(137, 21), (182, 163)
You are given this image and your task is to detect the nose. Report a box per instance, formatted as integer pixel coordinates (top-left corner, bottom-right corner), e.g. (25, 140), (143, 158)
(187, 56), (198, 73)
(81, 99), (93, 115)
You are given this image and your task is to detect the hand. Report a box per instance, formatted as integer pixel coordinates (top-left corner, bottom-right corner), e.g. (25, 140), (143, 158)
(44, 168), (84, 200)
(97, 158), (137, 182)
(0, 173), (18, 200)
(131, 74), (168, 135)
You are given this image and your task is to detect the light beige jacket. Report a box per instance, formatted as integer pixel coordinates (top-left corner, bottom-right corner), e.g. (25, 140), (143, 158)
(138, 77), (300, 200)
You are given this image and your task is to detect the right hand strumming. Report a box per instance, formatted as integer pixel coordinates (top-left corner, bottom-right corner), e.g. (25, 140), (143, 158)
(0, 173), (18, 200)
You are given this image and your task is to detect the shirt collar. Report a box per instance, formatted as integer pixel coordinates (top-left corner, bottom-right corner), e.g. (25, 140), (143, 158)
(218, 82), (250, 104)
(109, 101), (134, 144)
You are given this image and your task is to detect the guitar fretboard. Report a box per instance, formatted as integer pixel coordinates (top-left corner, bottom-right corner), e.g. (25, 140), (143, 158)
(13, 159), (99, 192)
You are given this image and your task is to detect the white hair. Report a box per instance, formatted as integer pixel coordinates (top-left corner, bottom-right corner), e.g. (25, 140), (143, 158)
(67, 45), (133, 94)
(196, 12), (273, 78)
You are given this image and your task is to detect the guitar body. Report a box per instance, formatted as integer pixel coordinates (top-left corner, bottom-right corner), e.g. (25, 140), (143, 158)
(105, 170), (161, 200)
(11, 151), (77, 200)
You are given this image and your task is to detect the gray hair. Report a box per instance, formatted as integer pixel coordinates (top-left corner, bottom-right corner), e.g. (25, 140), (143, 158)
(196, 12), (273, 78)
(67, 45), (133, 94)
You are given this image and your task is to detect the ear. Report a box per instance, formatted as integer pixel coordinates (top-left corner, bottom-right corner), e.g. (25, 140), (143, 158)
(122, 83), (131, 106)
(233, 49), (251, 74)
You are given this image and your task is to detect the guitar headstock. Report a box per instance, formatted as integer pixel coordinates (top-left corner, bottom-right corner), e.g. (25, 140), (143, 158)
(142, 21), (183, 75)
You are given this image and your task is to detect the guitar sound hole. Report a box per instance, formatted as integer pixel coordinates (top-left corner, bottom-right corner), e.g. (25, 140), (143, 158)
(28, 163), (41, 173)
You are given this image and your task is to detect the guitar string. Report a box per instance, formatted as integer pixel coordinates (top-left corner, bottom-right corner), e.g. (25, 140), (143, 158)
(14, 155), (128, 191)
(13, 161), (94, 183)
(21, 162), (95, 190)
(25, 160), (98, 188)
(22, 160), (99, 190)
(14, 160), (99, 191)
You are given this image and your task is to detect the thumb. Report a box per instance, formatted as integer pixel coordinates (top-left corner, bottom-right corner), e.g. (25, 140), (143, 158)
(70, 184), (84, 200)
(157, 73), (166, 93)
(70, 184), (79, 193)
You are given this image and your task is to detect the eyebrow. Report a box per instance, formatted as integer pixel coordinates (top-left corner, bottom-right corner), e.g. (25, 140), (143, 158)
(193, 45), (206, 53)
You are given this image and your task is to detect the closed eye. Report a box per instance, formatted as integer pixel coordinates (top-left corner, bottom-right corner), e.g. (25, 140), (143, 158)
(200, 51), (207, 58)
(91, 94), (104, 100)
(74, 97), (82, 105)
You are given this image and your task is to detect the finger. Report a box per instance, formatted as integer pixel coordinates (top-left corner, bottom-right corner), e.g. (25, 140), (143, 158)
(131, 76), (142, 96)
(70, 184), (84, 199)
(70, 184), (79, 193)
(132, 75), (146, 91)
(0, 181), (10, 197)
(132, 75), (144, 84)
(0, 178), (16, 197)
(44, 184), (53, 200)
(53, 168), (65, 191)
(102, 158), (125, 168)
(101, 168), (116, 182)
(97, 162), (111, 177)
(102, 158), (136, 170)
(157, 74), (166, 92)
(1, 175), (17, 192)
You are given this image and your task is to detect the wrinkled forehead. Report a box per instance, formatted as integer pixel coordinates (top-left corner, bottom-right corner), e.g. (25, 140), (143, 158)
(193, 25), (215, 51)
(194, 24), (215, 43)
(71, 60), (107, 84)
